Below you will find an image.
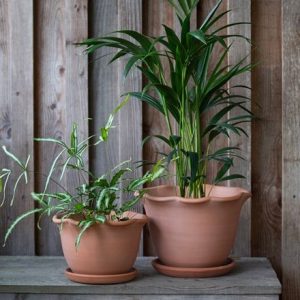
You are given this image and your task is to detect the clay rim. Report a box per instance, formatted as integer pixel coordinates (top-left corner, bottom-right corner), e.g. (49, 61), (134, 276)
(52, 211), (148, 226)
(151, 258), (236, 278)
(143, 184), (251, 204)
(64, 267), (137, 284)
(152, 257), (235, 272)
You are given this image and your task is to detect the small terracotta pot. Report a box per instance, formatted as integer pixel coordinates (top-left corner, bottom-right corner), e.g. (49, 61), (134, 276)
(143, 185), (251, 269)
(53, 211), (147, 275)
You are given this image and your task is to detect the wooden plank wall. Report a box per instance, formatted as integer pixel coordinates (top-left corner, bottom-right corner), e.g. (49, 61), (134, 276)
(282, 1), (300, 299)
(228, 0), (251, 257)
(0, 0), (298, 299)
(251, 0), (282, 279)
(0, 0), (35, 255)
(89, 0), (143, 208)
(35, 0), (88, 255)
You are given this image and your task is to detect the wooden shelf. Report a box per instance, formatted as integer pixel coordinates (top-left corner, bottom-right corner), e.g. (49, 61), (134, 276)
(0, 256), (281, 300)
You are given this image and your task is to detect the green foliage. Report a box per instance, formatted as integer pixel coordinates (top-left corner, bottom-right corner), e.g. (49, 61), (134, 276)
(79, 0), (253, 198)
(1, 99), (165, 247)
(0, 147), (30, 206)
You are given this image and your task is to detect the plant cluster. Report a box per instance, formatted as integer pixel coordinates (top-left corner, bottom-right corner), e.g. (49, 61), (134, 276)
(80, 0), (252, 198)
(0, 97), (165, 247)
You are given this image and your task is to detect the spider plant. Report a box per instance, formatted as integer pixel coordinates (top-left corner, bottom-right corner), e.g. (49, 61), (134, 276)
(1, 97), (165, 247)
(79, 0), (252, 198)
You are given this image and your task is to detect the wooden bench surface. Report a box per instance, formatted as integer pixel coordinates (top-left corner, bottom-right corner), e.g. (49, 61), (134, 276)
(0, 256), (281, 299)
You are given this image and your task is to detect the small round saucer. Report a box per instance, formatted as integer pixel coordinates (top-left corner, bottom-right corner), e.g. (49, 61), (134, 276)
(65, 268), (137, 284)
(152, 258), (235, 278)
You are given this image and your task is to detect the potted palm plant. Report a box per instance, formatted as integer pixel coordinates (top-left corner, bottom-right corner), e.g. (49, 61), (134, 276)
(80, 0), (252, 277)
(0, 99), (164, 284)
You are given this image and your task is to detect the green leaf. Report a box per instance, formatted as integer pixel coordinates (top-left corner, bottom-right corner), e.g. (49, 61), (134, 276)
(113, 94), (130, 115)
(108, 49), (127, 64)
(188, 30), (207, 44)
(100, 127), (109, 142)
(70, 123), (78, 154)
(76, 220), (95, 248)
(169, 135), (181, 147)
(42, 149), (66, 196)
(116, 30), (152, 50)
(10, 172), (25, 206)
(200, 0), (223, 32)
(215, 174), (245, 183)
(110, 168), (131, 186)
(4, 208), (43, 246)
(2, 146), (24, 169)
(120, 195), (143, 212)
(124, 56), (140, 77)
(94, 215), (106, 223)
(79, 0), (252, 198)
(34, 137), (67, 148)
(214, 161), (233, 184)
(127, 92), (165, 114)
(188, 152), (199, 183)
(0, 170), (11, 207)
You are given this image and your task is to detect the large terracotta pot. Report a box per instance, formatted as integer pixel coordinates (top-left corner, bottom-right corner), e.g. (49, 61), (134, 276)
(143, 185), (251, 269)
(53, 211), (147, 275)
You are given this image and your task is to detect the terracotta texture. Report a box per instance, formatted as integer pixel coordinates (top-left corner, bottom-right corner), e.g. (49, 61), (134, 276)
(152, 258), (235, 278)
(144, 185), (251, 268)
(64, 267), (137, 284)
(53, 212), (147, 275)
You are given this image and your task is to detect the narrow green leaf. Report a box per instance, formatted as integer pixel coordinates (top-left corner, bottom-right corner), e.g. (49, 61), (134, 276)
(2, 146), (23, 169)
(76, 220), (95, 248)
(4, 208), (43, 246)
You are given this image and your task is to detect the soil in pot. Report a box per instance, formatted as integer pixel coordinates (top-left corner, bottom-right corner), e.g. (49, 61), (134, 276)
(53, 211), (147, 284)
(143, 185), (251, 277)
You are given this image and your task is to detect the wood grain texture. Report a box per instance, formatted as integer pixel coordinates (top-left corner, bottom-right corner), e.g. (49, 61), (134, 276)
(35, 0), (88, 255)
(227, 0), (251, 256)
(251, 0), (282, 278)
(89, 0), (143, 253)
(142, 0), (176, 188)
(0, 0), (35, 255)
(117, 0), (143, 206)
(142, 0), (177, 256)
(282, 0), (300, 299)
(0, 256), (281, 295)
(89, 0), (120, 177)
(117, 0), (143, 254)
(198, 0), (251, 256)
(0, 295), (280, 300)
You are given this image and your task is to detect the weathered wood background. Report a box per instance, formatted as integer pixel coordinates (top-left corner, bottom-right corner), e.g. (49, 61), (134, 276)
(0, 0), (296, 299)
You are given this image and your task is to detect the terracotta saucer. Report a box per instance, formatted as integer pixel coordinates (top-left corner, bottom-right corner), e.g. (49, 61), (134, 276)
(152, 258), (235, 278)
(65, 268), (137, 284)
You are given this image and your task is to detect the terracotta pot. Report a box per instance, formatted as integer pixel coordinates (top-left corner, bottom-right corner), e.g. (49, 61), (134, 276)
(53, 211), (147, 275)
(143, 185), (251, 268)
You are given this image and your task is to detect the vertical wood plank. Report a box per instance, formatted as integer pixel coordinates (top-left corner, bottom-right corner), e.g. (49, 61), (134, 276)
(89, 0), (143, 253)
(251, 0), (282, 278)
(198, 0), (229, 183)
(89, 0), (120, 177)
(117, 0), (143, 206)
(282, 0), (300, 299)
(142, 0), (176, 255)
(0, 0), (35, 255)
(35, 0), (88, 255)
(118, 0), (143, 253)
(90, 0), (142, 205)
(227, 0), (251, 256)
(142, 0), (176, 189)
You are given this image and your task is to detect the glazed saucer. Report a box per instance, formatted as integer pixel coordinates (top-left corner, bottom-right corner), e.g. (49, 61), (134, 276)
(152, 258), (235, 278)
(65, 268), (137, 284)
